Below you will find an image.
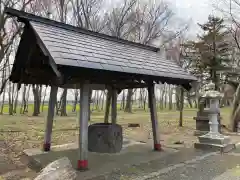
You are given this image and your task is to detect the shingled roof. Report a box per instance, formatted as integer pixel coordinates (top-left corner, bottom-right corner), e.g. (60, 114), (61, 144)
(5, 8), (197, 90)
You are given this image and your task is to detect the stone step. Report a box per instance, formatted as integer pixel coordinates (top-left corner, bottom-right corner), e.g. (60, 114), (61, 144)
(194, 143), (236, 153)
(140, 153), (240, 180)
(198, 135), (231, 145)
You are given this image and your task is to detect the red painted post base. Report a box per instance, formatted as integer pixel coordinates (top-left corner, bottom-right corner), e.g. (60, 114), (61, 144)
(77, 160), (88, 171)
(43, 143), (51, 152)
(154, 144), (162, 151)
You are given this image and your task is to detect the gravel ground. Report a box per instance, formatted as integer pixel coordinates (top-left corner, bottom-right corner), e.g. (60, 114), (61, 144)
(90, 145), (240, 180)
(0, 140), (36, 180)
(149, 153), (240, 180)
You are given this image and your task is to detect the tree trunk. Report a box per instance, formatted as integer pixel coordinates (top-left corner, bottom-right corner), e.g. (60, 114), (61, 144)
(41, 86), (47, 112)
(104, 90), (111, 123)
(13, 89), (19, 114)
(0, 86), (6, 114)
(133, 89), (137, 107)
(139, 89), (143, 108)
(88, 89), (92, 121)
(164, 85), (168, 109)
(143, 89), (148, 111)
(175, 86), (180, 111)
(168, 85), (173, 110)
(125, 89), (133, 113)
(25, 85), (31, 113)
(8, 83), (14, 115)
(186, 92), (193, 108)
(20, 85), (26, 114)
(160, 86), (166, 110)
(0, 65), (6, 114)
(179, 87), (184, 127)
(96, 91), (100, 111)
(72, 89), (78, 112)
(101, 91), (104, 110)
(231, 83), (240, 132)
(32, 85), (41, 116)
(60, 88), (67, 116)
(120, 90), (125, 110)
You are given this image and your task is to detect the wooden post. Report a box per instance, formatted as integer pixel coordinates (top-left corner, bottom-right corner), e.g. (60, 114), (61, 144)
(104, 89), (112, 123)
(78, 82), (90, 170)
(179, 87), (184, 127)
(148, 84), (161, 151)
(43, 86), (58, 152)
(111, 88), (117, 124)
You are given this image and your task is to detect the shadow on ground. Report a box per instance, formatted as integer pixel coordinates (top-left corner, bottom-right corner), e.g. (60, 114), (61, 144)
(23, 140), (178, 179)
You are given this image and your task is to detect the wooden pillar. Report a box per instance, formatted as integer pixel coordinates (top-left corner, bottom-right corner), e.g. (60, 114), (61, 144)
(104, 89), (112, 123)
(78, 82), (90, 170)
(43, 86), (58, 152)
(111, 88), (117, 124)
(148, 84), (161, 151)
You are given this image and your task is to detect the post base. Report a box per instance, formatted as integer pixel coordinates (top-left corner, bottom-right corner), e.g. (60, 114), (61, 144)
(194, 143), (236, 153)
(43, 143), (51, 152)
(195, 132), (235, 153)
(194, 130), (209, 136)
(198, 132), (230, 145)
(77, 160), (88, 171)
(154, 144), (162, 151)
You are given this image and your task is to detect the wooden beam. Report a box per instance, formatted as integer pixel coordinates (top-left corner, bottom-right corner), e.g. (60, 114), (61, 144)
(78, 81), (90, 170)
(43, 86), (58, 151)
(148, 83), (161, 151)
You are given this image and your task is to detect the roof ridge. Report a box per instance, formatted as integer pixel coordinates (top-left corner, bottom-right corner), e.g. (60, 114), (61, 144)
(5, 7), (160, 52)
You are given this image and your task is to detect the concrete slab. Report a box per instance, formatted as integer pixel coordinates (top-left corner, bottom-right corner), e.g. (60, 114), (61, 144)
(143, 153), (240, 180)
(97, 148), (214, 180)
(213, 166), (240, 180)
(194, 130), (209, 136)
(23, 138), (178, 179)
(194, 142), (236, 153)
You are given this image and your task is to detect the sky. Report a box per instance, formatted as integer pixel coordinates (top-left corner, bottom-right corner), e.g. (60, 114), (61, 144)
(0, 0), (220, 103)
(172, 0), (215, 38)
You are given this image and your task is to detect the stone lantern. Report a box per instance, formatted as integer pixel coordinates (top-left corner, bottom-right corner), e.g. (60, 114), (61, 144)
(194, 81), (235, 152)
(193, 83), (222, 136)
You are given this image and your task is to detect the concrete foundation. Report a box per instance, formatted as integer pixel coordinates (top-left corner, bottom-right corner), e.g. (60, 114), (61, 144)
(194, 133), (236, 153)
(194, 130), (210, 136)
(194, 143), (236, 153)
(88, 123), (123, 153)
(22, 140), (177, 179)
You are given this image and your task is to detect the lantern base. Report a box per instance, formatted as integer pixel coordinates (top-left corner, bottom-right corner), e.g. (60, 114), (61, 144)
(195, 132), (235, 153)
(194, 142), (235, 153)
(198, 132), (230, 145)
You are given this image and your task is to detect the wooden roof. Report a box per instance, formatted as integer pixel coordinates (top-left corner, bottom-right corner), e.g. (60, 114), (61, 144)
(5, 8), (197, 90)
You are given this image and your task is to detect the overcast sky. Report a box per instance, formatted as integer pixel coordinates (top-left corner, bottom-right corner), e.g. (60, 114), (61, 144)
(1, 0), (223, 103)
(172, 0), (216, 37)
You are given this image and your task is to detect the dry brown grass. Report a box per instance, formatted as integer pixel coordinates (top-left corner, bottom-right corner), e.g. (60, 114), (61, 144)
(0, 107), (232, 151)
(0, 107), (233, 179)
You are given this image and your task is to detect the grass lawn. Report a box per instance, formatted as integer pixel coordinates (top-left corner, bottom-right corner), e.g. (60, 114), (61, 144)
(0, 105), (234, 179)
(0, 105), (232, 151)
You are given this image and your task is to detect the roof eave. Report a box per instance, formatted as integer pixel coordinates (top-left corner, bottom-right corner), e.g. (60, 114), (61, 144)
(4, 7), (160, 52)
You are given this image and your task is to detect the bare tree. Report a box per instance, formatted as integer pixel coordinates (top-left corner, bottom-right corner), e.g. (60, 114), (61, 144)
(0, 0), (34, 99)
(32, 85), (42, 116)
(41, 85), (47, 112)
(70, 0), (106, 31)
(105, 0), (182, 113)
(72, 89), (79, 112)
(214, 0), (240, 131)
